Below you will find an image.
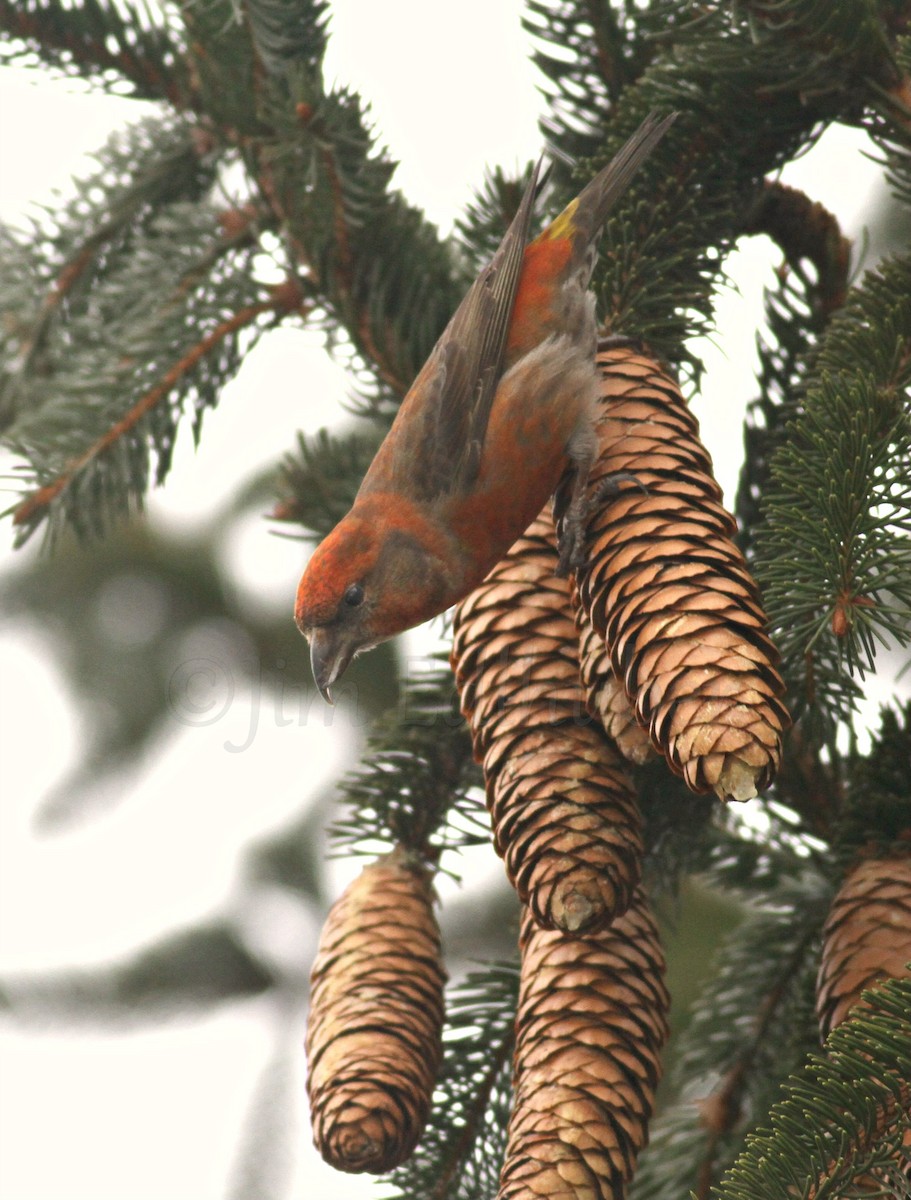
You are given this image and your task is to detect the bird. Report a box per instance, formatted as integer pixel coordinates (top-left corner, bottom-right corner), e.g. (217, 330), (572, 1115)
(295, 112), (675, 701)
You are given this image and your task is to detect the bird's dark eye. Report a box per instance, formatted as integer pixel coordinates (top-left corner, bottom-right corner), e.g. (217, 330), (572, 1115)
(344, 583), (364, 607)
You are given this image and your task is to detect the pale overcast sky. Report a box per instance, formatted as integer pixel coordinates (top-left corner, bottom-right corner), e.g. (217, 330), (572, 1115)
(0, 4), (895, 1197)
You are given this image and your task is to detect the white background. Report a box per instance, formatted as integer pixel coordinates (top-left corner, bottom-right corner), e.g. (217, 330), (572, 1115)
(0, 2), (900, 1197)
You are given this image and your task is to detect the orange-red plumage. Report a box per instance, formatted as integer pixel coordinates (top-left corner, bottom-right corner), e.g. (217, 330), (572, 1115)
(505, 232), (574, 358)
(295, 114), (675, 700)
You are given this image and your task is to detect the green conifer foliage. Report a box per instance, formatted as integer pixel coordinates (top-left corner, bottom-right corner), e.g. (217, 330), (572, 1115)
(1, 2), (909, 1197)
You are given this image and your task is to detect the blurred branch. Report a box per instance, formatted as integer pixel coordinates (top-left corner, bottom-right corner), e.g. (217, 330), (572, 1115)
(0, 922), (274, 1025)
(12, 279), (309, 534)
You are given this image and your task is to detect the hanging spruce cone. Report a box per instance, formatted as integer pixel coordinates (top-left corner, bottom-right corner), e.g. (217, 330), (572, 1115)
(452, 509), (643, 933)
(572, 342), (789, 801)
(499, 888), (670, 1199)
(816, 849), (911, 1192)
(305, 847), (445, 1174)
(816, 849), (911, 1040)
(576, 601), (654, 764)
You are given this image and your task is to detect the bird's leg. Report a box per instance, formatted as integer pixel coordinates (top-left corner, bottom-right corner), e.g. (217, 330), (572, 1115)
(555, 468), (647, 577)
(554, 471), (590, 578)
(555, 416), (648, 577)
(554, 421), (598, 578)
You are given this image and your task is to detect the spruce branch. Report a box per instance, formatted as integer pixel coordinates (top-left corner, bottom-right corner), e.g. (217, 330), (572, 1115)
(742, 0), (900, 95)
(755, 254), (911, 743)
(177, 0), (263, 137)
(522, 4), (864, 373)
(7, 192), (268, 436)
(863, 36), (911, 208)
(10, 278), (307, 540)
(195, 0), (467, 404)
(769, 726), (846, 843)
(691, 811), (817, 898)
(634, 876), (829, 1199)
(0, 112), (220, 430)
(384, 964), (519, 1200)
(272, 425), (384, 535)
(456, 163), (538, 275)
(522, 0), (690, 163)
(712, 975), (911, 1200)
(636, 757), (827, 901)
(328, 664), (485, 867)
(243, 0), (329, 78)
(181, 0), (464, 412)
(3, 193), (298, 544)
(690, 921), (823, 1200)
(522, 0), (654, 161)
(837, 701), (911, 862)
(0, 0), (193, 105)
(253, 84), (464, 403)
(735, 247), (834, 556)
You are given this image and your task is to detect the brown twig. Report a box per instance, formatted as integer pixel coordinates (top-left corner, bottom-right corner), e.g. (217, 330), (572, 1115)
(18, 198), (266, 381)
(1, 11), (192, 109)
(744, 181), (852, 317)
(694, 922), (820, 1199)
(13, 282), (307, 528)
(299, 110), (410, 397)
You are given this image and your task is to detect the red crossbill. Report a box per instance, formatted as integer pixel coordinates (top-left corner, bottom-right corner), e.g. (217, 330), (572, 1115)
(296, 113), (675, 700)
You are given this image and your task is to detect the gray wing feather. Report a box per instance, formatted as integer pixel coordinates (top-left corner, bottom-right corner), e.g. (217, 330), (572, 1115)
(417, 159), (542, 497)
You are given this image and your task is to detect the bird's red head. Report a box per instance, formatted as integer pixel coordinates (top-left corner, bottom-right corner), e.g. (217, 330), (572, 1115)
(294, 514), (382, 702)
(295, 498), (453, 702)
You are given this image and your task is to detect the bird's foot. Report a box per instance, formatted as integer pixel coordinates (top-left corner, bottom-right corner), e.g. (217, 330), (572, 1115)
(555, 515), (586, 577)
(554, 471), (647, 578)
(593, 470), (648, 504)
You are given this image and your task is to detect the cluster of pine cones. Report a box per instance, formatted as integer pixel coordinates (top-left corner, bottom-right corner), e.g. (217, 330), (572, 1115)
(303, 344), (910, 1192)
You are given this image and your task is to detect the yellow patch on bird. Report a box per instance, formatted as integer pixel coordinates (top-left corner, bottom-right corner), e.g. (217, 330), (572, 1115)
(540, 196), (580, 242)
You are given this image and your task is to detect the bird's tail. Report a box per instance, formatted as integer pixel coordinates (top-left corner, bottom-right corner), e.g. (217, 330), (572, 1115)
(545, 111), (676, 279)
(581, 112), (676, 225)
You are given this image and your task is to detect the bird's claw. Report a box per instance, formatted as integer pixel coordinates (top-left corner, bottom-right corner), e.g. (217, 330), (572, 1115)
(593, 470), (648, 503)
(555, 471), (647, 577)
(555, 524), (584, 577)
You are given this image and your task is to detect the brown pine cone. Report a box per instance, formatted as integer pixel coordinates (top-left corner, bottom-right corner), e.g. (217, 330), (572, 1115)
(305, 847), (445, 1173)
(816, 850), (911, 1040)
(452, 509), (643, 933)
(576, 601), (654, 764)
(573, 343), (790, 801)
(816, 849), (911, 1192)
(498, 888), (670, 1199)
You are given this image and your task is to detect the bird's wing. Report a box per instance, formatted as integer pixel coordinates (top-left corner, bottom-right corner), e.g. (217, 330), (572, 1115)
(416, 160), (542, 498)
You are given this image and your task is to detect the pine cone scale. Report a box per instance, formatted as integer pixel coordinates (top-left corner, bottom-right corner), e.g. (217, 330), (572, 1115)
(816, 852), (911, 1038)
(452, 510), (644, 932)
(499, 891), (670, 1199)
(572, 343), (789, 800)
(305, 849), (445, 1174)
